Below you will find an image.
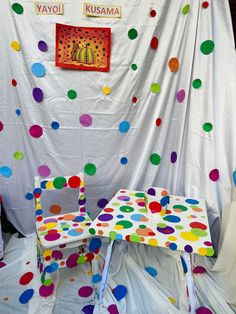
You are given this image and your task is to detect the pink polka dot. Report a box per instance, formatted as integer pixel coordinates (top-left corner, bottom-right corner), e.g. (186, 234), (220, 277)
(79, 114), (92, 127)
(108, 304), (119, 314)
(209, 169), (219, 181)
(0, 122), (4, 132)
(29, 125), (43, 138)
(38, 165), (51, 177)
(196, 307), (213, 314)
(78, 286), (93, 297)
(176, 89), (185, 103)
(39, 283), (55, 297)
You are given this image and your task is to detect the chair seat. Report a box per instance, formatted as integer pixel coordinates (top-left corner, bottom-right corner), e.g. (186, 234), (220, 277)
(36, 212), (92, 249)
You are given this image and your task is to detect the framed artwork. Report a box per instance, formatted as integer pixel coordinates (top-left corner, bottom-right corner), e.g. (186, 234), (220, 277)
(55, 23), (111, 72)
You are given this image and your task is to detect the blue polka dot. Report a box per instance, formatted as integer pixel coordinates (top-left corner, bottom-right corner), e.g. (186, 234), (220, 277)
(45, 262), (58, 273)
(25, 192), (34, 200)
(145, 266), (158, 277)
(16, 109), (21, 116)
(119, 121), (130, 133)
(115, 234), (123, 240)
(180, 256), (188, 273)
(117, 214), (124, 218)
(169, 243), (177, 250)
(40, 180), (47, 189)
(163, 215), (181, 223)
(51, 121), (60, 130)
(113, 285), (127, 301)
(89, 238), (102, 252)
(233, 170), (236, 186)
(185, 199), (199, 205)
(31, 63), (46, 77)
(72, 216), (85, 222)
(33, 188), (42, 195)
(19, 289), (34, 304)
(160, 195), (169, 206)
(0, 166), (12, 178)
(68, 229), (84, 236)
(120, 157), (128, 164)
(92, 274), (102, 283)
(36, 209), (43, 215)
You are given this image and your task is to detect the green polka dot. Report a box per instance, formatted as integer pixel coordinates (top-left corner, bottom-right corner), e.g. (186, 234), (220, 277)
(41, 273), (46, 284)
(206, 247), (214, 256)
(109, 231), (117, 240)
(89, 228), (96, 235)
(40, 232), (47, 236)
(175, 225), (184, 230)
(67, 89), (77, 100)
(130, 233), (141, 242)
(77, 255), (86, 265)
(192, 79), (202, 89)
(44, 279), (52, 286)
(12, 3), (24, 14)
(157, 223), (167, 228)
(203, 122), (213, 132)
(131, 64), (137, 71)
(200, 40), (215, 55)
(112, 202), (120, 206)
(191, 228), (208, 237)
(84, 163), (96, 176)
(138, 208), (147, 213)
(150, 153), (161, 165)
(182, 4), (190, 14)
(139, 224), (146, 229)
(151, 83), (161, 94)
(53, 176), (67, 189)
(116, 220), (133, 229)
(173, 205), (188, 211)
(135, 192), (145, 198)
(128, 28), (138, 40)
(14, 151), (23, 160)
(119, 205), (134, 213)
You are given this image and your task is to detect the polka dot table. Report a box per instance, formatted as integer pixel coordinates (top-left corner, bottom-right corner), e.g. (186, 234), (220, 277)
(89, 189), (214, 256)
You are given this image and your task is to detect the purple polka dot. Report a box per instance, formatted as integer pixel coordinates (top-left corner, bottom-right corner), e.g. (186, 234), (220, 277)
(108, 304), (119, 314)
(184, 245), (193, 253)
(66, 253), (79, 268)
(52, 250), (63, 259)
(176, 89), (185, 103)
(156, 226), (175, 234)
(0, 261), (6, 268)
(117, 195), (130, 201)
(82, 305), (94, 314)
(38, 40), (48, 52)
(33, 88), (44, 102)
(38, 165), (51, 177)
(97, 198), (109, 208)
(78, 286), (93, 297)
(43, 218), (58, 223)
(209, 169), (219, 181)
(98, 214), (113, 221)
(44, 233), (61, 241)
(29, 125), (43, 138)
(171, 151), (177, 163)
(39, 283), (55, 297)
(196, 307), (213, 314)
(146, 188), (156, 196)
(79, 114), (92, 127)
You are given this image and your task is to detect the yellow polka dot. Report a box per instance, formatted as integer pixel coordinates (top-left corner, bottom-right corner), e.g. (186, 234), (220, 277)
(168, 297), (176, 304)
(180, 231), (199, 242)
(46, 181), (53, 189)
(168, 236), (177, 241)
(43, 250), (52, 257)
(198, 247), (207, 256)
(11, 41), (21, 51)
(44, 222), (57, 229)
(102, 86), (111, 95)
(80, 180), (84, 187)
(160, 210), (166, 216)
(95, 255), (99, 260)
(114, 224), (124, 230)
(148, 238), (158, 246)
(36, 204), (41, 210)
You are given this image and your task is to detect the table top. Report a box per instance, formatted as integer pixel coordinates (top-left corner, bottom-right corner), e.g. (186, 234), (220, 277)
(89, 189), (214, 256)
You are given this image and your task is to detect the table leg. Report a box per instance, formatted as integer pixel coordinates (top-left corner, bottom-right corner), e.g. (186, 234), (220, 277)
(99, 239), (115, 305)
(183, 252), (196, 314)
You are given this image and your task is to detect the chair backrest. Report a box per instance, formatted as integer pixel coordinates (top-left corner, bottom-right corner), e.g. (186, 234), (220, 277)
(34, 174), (86, 223)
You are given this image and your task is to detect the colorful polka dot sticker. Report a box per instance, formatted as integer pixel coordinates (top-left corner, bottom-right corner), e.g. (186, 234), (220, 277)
(14, 151), (23, 160)
(196, 307), (213, 314)
(128, 28), (138, 40)
(209, 169), (219, 181)
(67, 89), (77, 99)
(150, 9), (156, 17)
(202, 1), (209, 9)
(200, 40), (215, 55)
(145, 266), (158, 277)
(150, 37), (158, 49)
(79, 114), (92, 127)
(112, 285), (127, 301)
(102, 86), (111, 95)
(108, 304), (119, 314)
(19, 289), (34, 304)
(150, 153), (161, 165)
(11, 41), (21, 51)
(38, 40), (48, 52)
(182, 4), (190, 14)
(119, 121), (130, 133)
(51, 121), (60, 130)
(120, 157), (128, 165)
(31, 63), (46, 77)
(168, 58), (179, 72)
(33, 87), (44, 102)
(156, 118), (161, 126)
(19, 272), (34, 285)
(29, 125), (43, 138)
(203, 122), (213, 132)
(82, 305), (95, 313)
(170, 151), (177, 163)
(176, 89), (185, 102)
(131, 63), (137, 71)
(16, 109), (21, 116)
(78, 286), (93, 297)
(38, 165), (51, 177)
(151, 83), (161, 94)
(0, 166), (12, 178)
(84, 163), (96, 176)
(0, 122), (4, 132)
(192, 79), (202, 89)
(12, 79), (17, 87)
(12, 3), (24, 14)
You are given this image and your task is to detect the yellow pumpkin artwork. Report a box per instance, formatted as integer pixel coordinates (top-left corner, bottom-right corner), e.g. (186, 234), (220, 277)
(71, 44), (95, 65)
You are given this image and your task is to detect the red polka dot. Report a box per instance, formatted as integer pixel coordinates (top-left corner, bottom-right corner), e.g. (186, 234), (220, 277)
(202, 1), (209, 9)
(149, 201), (162, 213)
(68, 176), (81, 188)
(156, 118), (161, 126)
(104, 208), (114, 212)
(12, 79), (17, 87)
(150, 37), (158, 49)
(190, 222), (207, 230)
(150, 9), (156, 17)
(19, 272), (34, 285)
(132, 96), (137, 103)
(36, 216), (43, 222)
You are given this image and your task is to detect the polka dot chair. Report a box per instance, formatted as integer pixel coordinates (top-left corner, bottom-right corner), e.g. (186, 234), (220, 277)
(34, 174), (102, 297)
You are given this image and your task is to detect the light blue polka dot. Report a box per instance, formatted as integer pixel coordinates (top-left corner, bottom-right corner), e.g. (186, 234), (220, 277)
(31, 63), (46, 77)
(185, 199), (199, 205)
(92, 274), (102, 283)
(119, 121), (130, 133)
(233, 170), (236, 186)
(0, 166), (12, 178)
(145, 266), (158, 277)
